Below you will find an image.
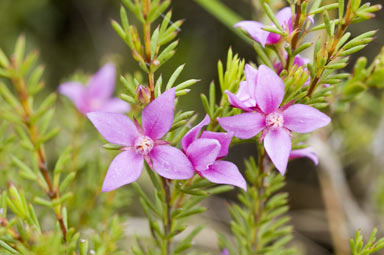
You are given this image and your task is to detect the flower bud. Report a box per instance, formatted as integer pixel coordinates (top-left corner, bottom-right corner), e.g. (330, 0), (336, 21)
(136, 84), (151, 105)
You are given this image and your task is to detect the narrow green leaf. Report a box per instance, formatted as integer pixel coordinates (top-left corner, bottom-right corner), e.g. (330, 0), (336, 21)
(166, 64), (185, 90)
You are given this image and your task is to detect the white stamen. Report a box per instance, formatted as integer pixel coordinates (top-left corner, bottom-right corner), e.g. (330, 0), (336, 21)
(266, 112), (284, 129)
(134, 136), (154, 155)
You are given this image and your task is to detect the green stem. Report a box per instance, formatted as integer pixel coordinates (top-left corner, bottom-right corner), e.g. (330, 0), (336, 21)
(161, 177), (172, 255)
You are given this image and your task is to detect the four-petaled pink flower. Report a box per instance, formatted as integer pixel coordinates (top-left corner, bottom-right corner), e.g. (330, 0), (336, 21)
(87, 88), (194, 192)
(181, 115), (246, 190)
(234, 7), (293, 47)
(59, 63), (130, 114)
(218, 65), (330, 174)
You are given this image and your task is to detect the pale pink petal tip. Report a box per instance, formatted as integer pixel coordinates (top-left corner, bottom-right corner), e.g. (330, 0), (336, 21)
(264, 128), (292, 175)
(234, 21), (269, 47)
(102, 151), (144, 192)
(289, 147), (319, 165)
(201, 161), (247, 191)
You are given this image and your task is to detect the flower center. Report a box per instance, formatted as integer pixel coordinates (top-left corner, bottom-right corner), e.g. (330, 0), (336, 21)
(134, 135), (154, 155)
(266, 112), (284, 129)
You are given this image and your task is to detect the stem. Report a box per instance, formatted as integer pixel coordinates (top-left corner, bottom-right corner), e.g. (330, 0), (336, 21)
(251, 146), (266, 252)
(290, 0), (302, 53)
(10, 70), (67, 241)
(0, 217), (23, 243)
(161, 177), (172, 255)
(306, 2), (353, 97)
(142, 0), (155, 100)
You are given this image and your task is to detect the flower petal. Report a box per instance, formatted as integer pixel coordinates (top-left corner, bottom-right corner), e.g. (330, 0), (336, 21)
(264, 128), (291, 175)
(275, 7), (293, 31)
(244, 64), (257, 96)
(218, 112), (265, 139)
(88, 63), (116, 100)
(201, 160), (246, 190)
(255, 65), (285, 114)
(293, 55), (310, 67)
(150, 145), (194, 179)
(102, 150), (144, 192)
(201, 131), (232, 158)
(186, 138), (221, 171)
(282, 104), (331, 133)
(266, 32), (282, 45)
(142, 88), (175, 140)
(234, 21), (269, 47)
(58, 82), (87, 113)
(181, 114), (210, 151)
(289, 147), (318, 165)
(87, 112), (138, 146)
(226, 90), (253, 111)
(102, 98), (131, 113)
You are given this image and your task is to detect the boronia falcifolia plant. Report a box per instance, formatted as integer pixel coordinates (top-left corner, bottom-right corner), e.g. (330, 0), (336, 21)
(0, 0), (383, 254)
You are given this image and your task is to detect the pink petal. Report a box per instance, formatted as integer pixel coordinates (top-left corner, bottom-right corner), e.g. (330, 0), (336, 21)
(244, 64), (257, 96)
(181, 114), (210, 152)
(201, 160), (246, 190)
(264, 128), (291, 175)
(275, 7), (293, 32)
(226, 90), (253, 111)
(88, 63), (116, 100)
(142, 88), (175, 140)
(102, 98), (131, 113)
(87, 112), (139, 146)
(186, 138), (221, 172)
(102, 150), (144, 192)
(289, 147), (318, 165)
(293, 55), (310, 67)
(218, 112), (266, 139)
(234, 21), (270, 47)
(58, 82), (87, 113)
(255, 65), (285, 114)
(282, 104), (331, 133)
(201, 131), (232, 158)
(266, 32), (282, 44)
(150, 145), (195, 179)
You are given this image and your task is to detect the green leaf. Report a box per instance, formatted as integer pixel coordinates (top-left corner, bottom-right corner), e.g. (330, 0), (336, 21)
(166, 64), (185, 90)
(14, 35), (26, 66)
(120, 6), (129, 30)
(0, 49), (9, 67)
(150, 27), (160, 60)
(0, 240), (20, 254)
(263, 3), (284, 31)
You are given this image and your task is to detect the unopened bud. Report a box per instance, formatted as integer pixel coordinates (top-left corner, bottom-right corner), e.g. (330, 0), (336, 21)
(136, 85), (151, 105)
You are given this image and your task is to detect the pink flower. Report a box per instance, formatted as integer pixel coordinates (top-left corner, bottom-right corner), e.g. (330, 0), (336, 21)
(181, 115), (246, 190)
(218, 65), (330, 174)
(59, 63), (130, 114)
(87, 88), (194, 192)
(234, 7), (293, 47)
